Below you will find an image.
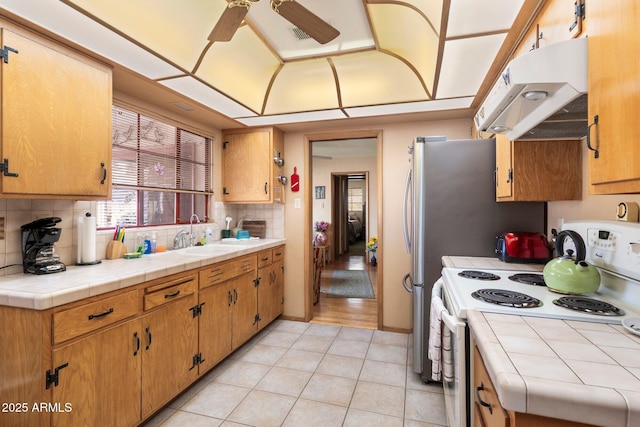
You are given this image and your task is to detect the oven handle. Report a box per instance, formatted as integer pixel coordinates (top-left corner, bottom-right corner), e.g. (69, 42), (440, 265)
(441, 306), (464, 333)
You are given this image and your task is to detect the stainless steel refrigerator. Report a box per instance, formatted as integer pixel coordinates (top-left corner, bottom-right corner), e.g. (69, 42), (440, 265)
(402, 136), (546, 379)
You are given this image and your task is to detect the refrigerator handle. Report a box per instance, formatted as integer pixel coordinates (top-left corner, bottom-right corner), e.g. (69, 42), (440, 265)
(403, 168), (412, 253)
(402, 273), (413, 293)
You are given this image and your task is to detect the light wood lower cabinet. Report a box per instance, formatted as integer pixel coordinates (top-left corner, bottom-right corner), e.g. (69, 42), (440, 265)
(474, 347), (596, 427)
(257, 247), (285, 329)
(51, 319), (142, 427)
(0, 247), (284, 426)
(141, 275), (199, 419)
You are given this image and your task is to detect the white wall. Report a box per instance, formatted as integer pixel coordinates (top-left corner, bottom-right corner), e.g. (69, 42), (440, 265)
(548, 143), (640, 233)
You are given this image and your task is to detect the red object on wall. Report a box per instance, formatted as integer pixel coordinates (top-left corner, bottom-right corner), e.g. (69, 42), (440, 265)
(291, 167), (300, 192)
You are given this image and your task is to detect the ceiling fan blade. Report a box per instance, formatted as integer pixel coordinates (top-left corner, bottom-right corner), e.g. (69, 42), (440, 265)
(208, 5), (250, 42)
(275, 1), (340, 44)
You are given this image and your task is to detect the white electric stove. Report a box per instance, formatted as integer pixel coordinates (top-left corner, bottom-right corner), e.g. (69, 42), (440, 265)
(442, 220), (640, 324)
(435, 220), (640, 427)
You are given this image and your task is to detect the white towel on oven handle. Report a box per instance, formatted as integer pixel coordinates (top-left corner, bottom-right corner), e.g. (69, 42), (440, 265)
(428, 279), (454, 382)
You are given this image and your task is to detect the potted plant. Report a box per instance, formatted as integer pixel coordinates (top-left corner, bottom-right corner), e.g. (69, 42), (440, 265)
(366, 236), (378, 266)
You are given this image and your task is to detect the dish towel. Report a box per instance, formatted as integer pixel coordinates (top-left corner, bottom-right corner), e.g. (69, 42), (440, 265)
(428, 280), (454, 382)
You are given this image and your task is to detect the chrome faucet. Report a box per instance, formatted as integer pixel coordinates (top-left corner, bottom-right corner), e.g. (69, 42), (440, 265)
(189, 214), (200, 247)
(173, 229), (188, 249)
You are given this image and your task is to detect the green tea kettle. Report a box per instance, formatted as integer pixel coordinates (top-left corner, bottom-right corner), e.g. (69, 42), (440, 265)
(543, 230), (601, 294)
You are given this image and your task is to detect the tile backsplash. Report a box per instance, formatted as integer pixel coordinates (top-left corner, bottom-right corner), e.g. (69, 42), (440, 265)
(0, 199), (284, 276)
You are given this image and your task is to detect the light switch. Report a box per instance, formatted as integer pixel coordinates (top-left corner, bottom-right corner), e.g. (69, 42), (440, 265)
(294, 198), (301, 209)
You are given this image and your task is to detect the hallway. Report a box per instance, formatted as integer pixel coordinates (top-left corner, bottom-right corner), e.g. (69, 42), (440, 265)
(311, 243), (378, 329)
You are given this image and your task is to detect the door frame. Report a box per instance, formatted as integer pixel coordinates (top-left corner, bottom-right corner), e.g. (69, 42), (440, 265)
(331, 171), (369, 260)
(303, 130), (383, 329)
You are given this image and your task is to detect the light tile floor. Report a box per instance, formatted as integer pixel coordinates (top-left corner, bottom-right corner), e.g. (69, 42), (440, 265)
(143, 320), (447, 427)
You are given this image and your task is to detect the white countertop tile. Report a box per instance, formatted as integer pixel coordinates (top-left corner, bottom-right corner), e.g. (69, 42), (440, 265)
(469, 310), (640, 426)
(0, 238), (285, 310)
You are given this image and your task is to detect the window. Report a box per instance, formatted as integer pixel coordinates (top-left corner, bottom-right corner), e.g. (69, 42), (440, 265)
(348, 187), (363, 211)
(97, 105), (212, 228)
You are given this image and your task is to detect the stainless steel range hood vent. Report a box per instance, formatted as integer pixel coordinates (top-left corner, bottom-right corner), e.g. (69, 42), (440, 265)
(474, 38), (588, 141)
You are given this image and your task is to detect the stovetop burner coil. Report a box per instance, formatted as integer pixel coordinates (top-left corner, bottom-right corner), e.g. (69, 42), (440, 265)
(458, 270), (501, 281)
(553, 296), (625, 316)
(471, 288), (542, 308)
(508, 273), (546, 286)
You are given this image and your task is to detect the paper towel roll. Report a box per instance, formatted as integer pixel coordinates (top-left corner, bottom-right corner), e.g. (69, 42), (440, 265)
(77, 213), (97, 264)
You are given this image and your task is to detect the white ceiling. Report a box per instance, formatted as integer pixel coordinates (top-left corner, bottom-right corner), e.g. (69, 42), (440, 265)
(0, 0), (536, 129)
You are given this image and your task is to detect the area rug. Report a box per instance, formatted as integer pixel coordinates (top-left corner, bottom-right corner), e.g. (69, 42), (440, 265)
(327, 270), (374, 299)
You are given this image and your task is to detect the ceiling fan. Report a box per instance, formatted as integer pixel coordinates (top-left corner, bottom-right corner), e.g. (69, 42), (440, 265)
(209, 0), (340, 45)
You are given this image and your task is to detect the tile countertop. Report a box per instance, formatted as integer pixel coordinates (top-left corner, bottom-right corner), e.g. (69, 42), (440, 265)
(468, 310), (640, 427)
(0, 238), (285, 311)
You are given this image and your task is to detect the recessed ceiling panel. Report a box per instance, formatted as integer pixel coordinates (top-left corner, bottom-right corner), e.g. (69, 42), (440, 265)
(447, 0), (524, 37)
(198, 27), (282, 113)
(264, 58), (340, 115)
(65, 0), (220, 70)
(437, 34), (507, 98)
(248, 0), (374, 60)
(368, 3), (439, 97)
(333, 51), (428, 107)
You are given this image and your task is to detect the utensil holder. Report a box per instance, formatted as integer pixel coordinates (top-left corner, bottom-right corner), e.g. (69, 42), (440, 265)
(106, 241), (127, 259)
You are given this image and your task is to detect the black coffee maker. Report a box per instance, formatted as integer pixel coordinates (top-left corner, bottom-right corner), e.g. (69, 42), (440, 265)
(21, 217), (66, 275)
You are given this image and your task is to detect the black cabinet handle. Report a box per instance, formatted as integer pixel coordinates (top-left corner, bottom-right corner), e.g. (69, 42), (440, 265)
(145, 327), (152, 350)
(587, 115), (600, 159)
(164, 290), (180, 299)
(88, 307), (114, 320)
(100, 162), (107, 184)
(133, 332), (140, 356)
(476, 383), (493, 414)
(264, 182), (268, 194)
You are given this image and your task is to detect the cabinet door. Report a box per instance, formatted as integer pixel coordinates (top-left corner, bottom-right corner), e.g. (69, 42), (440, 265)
(222, 131), (271, 202)
(495, 135), (513, 199)
(587, 0), (640, 193)
(257, 264), (274, 329)
(273, 258), (285, 319)
(198, 282), (233, 372)
(0, 28), (112, 198)
(231, 272), (259, 349)
(141, 293), (198, 418)
(51, 319), (141, 427)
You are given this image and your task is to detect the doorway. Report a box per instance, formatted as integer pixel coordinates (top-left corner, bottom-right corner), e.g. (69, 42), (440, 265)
(306, 132), (382, 329)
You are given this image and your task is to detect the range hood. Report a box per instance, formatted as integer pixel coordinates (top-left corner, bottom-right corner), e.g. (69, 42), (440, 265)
(474, 37), (588, 140)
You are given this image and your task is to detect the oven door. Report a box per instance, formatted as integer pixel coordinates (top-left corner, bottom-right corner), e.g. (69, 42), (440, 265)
(440, 282), (469, 427)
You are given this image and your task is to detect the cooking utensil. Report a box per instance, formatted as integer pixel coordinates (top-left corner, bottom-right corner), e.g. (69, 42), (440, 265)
(225, 215), (232, 230)
(543, 230), (600, 294)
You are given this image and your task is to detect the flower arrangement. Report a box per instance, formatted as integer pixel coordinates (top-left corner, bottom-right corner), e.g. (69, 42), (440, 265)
(314, 221), (329, 233)
(366, 236), (378, 253)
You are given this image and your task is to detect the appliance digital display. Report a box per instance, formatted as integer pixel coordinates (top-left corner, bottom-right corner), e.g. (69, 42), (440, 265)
(599, 230), (611, 240)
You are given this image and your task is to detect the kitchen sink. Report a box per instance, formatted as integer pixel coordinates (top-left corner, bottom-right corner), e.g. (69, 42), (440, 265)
(177, 245), (238, 257)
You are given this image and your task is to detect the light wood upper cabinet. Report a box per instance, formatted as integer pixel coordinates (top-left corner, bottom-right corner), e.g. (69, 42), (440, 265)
(222, 127), (285, 204)
(495, 135), (582, 202)
(0, 26), (112, 199)
(586, 0), (640, 194)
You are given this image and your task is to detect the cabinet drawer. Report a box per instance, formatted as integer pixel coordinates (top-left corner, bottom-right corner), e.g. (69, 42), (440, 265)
(53, 290), (140, 344)
(272, 246), (284, 263)
(474, 347), (509, 427)
(144, 274), (197, 310)
(199, 255), (256, 289)
(257, 249), (272, 268)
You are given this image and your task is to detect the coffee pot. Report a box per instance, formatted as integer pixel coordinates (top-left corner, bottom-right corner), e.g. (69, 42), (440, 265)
(21, 217), (66, 275)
